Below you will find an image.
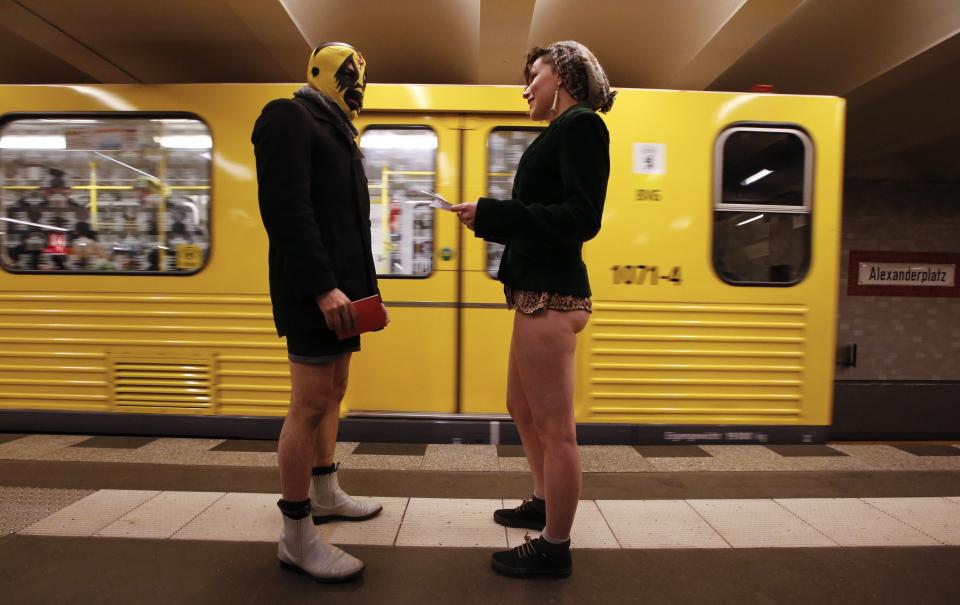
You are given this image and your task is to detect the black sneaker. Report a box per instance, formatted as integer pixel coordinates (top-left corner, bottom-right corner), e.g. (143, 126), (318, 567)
(491, 534), (572, 578)
(493, 498), (546, 530)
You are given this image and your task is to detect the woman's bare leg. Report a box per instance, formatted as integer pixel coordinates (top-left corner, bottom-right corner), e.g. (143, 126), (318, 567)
(512, 309), (589, 540)
(506, 313), (545, 496)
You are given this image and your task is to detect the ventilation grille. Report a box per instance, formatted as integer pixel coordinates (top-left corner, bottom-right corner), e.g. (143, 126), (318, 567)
(586, 301), (807, 420)
(113, 360), (212, 410)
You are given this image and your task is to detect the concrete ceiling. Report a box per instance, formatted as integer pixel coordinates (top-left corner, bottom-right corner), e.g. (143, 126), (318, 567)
(2, 0), (959, 181)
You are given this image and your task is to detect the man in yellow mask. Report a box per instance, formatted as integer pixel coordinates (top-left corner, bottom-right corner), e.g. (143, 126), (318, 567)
(252, 42), (383, 583)
(306, 42), (367, 120)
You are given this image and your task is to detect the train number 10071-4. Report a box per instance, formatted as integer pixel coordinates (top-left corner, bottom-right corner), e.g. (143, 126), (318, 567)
(611, 265), (682, 285)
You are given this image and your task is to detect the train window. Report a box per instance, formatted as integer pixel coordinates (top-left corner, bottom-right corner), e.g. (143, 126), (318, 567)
(0, 115), (211, 274)
(713, 126), (812, 285)
(360, 126), (437, 277)
(486, 128), (544, 277)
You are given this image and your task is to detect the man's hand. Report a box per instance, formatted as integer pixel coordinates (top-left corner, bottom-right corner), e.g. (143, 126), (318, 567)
(381, 303), (390, 327)
(450, 202), (477, 231)
(315, 288), (357, 337)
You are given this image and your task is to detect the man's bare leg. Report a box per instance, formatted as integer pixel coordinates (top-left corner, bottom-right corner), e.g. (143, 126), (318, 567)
(312, 355), (350, 468)
(305, 354), (383, 523)
(278, 359), (342, 500)
(276, 357), (364, 581)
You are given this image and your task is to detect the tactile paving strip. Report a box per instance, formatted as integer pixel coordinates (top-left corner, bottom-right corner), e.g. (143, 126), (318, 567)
(775, 498), (939, 546)
(353, 443), (427, 456)
(503, 499), (619, 549)
(15, 490), (960, 550)
(0, 434), (90, 460)
(420, 445), (499, 472)
(341, 454), (423, 471)
(862, 497), (960, 545)
(687, 499), (835, 548)
(0, 434), (27, 446)
(0, 486), (94, 536)
(579, 445), (653, 472)
(97, 491), (225, 539)
(319, 496), (408, 545)
(395, 497), (506, 547)
(6, 435), (960, 471)
(172, 492), (280, 542)
(20, 489), (159, 537)
(71, 436), (157, 449)
(596, 499), (730, 549)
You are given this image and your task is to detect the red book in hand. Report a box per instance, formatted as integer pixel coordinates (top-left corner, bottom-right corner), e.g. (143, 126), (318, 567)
(338, 294), (388, 339)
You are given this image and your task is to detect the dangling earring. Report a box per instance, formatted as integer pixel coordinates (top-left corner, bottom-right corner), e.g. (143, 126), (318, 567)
(550, 85), (560, 114)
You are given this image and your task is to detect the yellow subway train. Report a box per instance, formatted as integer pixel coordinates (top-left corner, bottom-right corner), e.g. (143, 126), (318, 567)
(0, 83), (845, 443)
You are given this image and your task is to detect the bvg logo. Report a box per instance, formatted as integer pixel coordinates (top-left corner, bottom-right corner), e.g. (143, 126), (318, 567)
(176, 244), (203, 270)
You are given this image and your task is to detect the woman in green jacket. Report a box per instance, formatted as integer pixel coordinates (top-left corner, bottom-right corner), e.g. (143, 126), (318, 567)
(452, 40), (615, 578)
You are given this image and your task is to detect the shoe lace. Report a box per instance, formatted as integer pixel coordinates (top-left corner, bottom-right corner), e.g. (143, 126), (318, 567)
(516, 533), (539, 560)
(516, 499), (533, 513)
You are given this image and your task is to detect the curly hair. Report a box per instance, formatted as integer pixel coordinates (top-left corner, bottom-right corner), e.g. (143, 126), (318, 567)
(523, 46), (553, 84)
(523, 41), (616, 114)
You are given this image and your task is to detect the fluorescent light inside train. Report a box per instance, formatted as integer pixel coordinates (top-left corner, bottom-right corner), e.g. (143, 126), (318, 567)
(94, 151), (158, 180)
(736, 213), (765, 227)
(360, 133), (437, 150)
(0, 135), (67, 149)
(158, 135), (212, 149)
(741, 169), (773, 186)
(1, 217), (69, 231)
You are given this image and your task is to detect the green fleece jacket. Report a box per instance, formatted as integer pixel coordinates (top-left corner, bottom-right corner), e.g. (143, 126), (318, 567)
(474, 102), (610, 297)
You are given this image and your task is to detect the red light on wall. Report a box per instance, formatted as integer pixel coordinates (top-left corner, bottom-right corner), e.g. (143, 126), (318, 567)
(751, 84), (776, 93)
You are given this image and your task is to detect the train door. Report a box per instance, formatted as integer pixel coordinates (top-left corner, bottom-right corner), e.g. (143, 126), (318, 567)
(343, 114), (463, 414)
(458, 116), (544, 415)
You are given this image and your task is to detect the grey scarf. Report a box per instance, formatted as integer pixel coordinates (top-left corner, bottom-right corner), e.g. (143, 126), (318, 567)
(294, 85), (359, 142)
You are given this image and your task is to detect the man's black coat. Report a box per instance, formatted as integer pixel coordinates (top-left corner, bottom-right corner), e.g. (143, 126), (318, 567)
(252, 96), (379, 337)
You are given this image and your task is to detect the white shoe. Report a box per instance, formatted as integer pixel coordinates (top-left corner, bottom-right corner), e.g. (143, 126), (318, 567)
(277, 514), (364, 582)
(310, 465), (383, 524)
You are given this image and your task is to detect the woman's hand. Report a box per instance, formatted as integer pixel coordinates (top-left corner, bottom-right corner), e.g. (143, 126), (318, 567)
(450, 202), (478, 231)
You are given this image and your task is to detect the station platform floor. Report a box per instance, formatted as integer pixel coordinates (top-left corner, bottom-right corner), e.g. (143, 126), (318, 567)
(2, 433), (959, 604)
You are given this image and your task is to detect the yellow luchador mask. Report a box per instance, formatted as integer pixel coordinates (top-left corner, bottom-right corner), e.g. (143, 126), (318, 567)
(306, 42), (367, 121)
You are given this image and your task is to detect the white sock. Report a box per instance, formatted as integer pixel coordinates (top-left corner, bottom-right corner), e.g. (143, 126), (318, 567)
(540, 530), (569, 544)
